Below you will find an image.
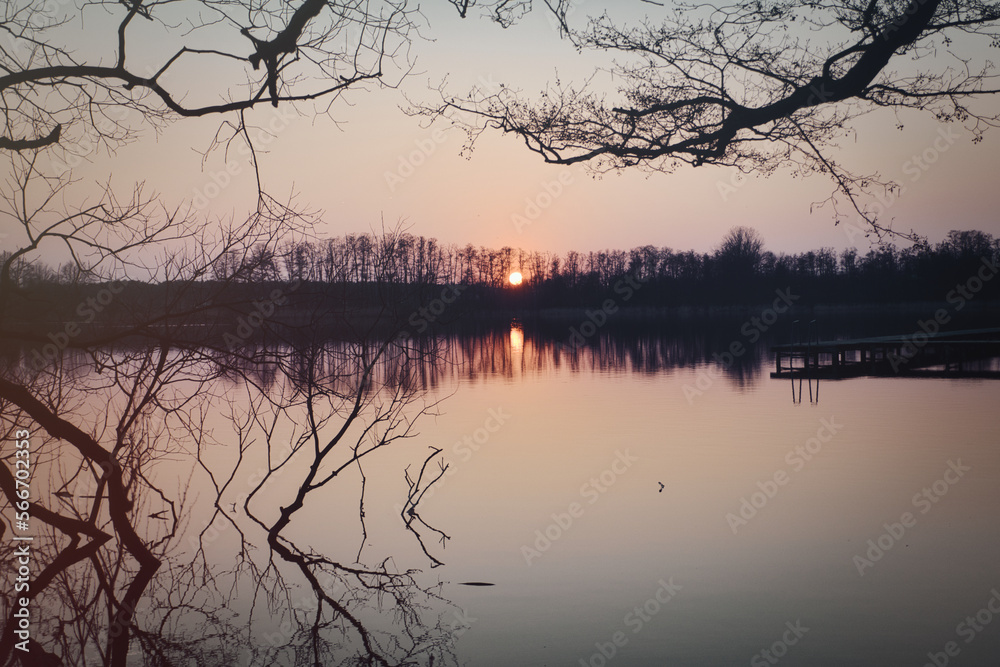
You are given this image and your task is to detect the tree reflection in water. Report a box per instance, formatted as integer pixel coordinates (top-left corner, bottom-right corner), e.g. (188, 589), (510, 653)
(0, 331), (463, 666)
(7, 273), (964, 665)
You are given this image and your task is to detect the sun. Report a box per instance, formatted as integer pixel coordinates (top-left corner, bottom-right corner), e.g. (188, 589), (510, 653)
(508, 271), (523, 286)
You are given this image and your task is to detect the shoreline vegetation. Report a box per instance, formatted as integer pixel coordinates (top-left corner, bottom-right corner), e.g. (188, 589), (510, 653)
(3, 280), (998, 346)
(3, 227), (998, 348)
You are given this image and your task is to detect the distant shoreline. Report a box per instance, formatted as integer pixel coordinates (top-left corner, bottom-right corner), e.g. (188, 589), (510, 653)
(4, 279), (998, 353)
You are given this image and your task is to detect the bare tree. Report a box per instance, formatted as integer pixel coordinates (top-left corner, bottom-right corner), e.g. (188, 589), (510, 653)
(0, 2), (534, 664)
(715, 225), (765, 279)
(430, 0), (1000, 239)
(0, 144), (303, 664)
(0, 0), (529, 158)
(201, 333), (459, 666)
(0, 180), (462, 665)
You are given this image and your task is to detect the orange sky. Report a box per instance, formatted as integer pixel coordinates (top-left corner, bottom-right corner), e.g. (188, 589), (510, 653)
(20, 2), (1000, 265)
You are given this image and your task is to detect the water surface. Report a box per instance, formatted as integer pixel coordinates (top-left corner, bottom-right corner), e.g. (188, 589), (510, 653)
(413, 323), (1000, 666)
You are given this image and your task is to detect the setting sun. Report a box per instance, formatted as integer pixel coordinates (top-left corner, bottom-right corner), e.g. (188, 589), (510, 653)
(508, 271), (523, 286)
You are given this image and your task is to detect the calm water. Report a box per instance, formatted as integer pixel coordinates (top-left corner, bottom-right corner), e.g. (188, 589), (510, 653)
(406, 323), (1000, 666)
(34, 313), (1000, 666)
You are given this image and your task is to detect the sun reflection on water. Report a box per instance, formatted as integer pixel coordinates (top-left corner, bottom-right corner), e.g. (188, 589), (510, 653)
(509, 322), (524, 352)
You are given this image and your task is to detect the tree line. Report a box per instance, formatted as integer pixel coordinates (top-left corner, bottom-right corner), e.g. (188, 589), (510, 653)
(7, 226), (999, 307)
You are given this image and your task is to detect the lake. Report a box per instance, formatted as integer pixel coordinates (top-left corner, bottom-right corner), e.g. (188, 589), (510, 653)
(27, 310), (1000, 666)
(405, 318), (1000, 666)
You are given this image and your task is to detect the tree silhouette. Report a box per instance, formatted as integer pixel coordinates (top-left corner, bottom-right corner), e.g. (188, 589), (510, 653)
(431, 0), (1000, 239)
(0, 185), (463, 663)
(715, 226), (765, 283)
(0, 0), (529, 160)
(0, 1), (513, 656)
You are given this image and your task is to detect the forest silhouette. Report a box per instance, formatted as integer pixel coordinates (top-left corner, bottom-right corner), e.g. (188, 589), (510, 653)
(5, 228), (999, 328)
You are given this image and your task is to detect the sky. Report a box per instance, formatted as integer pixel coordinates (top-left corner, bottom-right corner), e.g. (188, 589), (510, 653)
(16, 1), (1000, 264)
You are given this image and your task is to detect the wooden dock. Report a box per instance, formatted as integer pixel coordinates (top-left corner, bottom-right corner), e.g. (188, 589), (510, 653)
(771, 326), (1000, 379)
